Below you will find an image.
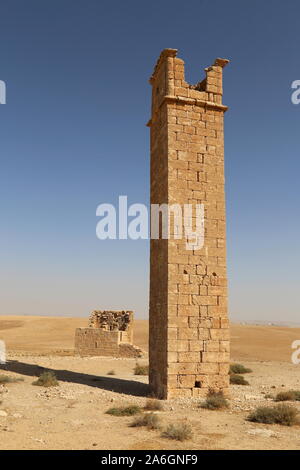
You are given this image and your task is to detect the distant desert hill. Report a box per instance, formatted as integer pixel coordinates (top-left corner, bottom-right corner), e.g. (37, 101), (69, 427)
(0, 315), (299, 362)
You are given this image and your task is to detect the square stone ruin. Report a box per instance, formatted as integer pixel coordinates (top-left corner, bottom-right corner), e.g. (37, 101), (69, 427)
(75, 310), (142, 358)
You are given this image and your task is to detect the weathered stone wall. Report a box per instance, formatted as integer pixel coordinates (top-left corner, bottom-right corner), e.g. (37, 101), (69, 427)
(148, 49), (230, 399)
(75, 328), (120, 356)
(75, 310), (141, 358)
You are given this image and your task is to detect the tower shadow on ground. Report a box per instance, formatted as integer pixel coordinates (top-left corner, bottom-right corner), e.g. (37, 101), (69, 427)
(2, 360), (150, 398)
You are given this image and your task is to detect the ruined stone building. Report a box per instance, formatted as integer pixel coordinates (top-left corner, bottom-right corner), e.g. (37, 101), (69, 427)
(148, 49), (230, 399)
(75, 310), (142, 358)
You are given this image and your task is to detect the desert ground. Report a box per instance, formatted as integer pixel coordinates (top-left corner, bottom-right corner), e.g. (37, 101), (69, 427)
(1, 315), (300, 450)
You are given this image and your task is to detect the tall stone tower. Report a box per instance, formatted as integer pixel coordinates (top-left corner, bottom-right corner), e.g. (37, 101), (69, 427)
(148, 49), (230, 399)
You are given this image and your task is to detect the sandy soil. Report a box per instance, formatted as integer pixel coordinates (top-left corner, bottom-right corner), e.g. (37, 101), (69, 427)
(1, 315), (300, 450)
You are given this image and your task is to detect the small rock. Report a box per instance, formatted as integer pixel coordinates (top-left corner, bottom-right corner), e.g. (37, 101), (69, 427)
(31, 437), (45, 444)
(0, 410), (8, 417)
(247, 428), (277, 438)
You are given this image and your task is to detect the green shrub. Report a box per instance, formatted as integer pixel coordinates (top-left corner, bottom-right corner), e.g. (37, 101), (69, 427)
(248, 404), (298, 426)
(0, 374), (23, 384)
(131, 413), (161, 430)
(144, 399), (163, 411)
(134, 364), (149, 375)
(32, 371), (59, 387)
(162, 423), (193, 441)
(230, 363), (252, 374)
(106, 405), (141, 417)
(201, 390), (229, 410)
(230, 374), (249, 385)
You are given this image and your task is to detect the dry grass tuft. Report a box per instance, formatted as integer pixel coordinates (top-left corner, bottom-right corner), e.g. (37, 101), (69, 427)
(230, 374), (249, 385)
(32, 371), (58, 387)
(161, 422), (193, 441)
(134, 363), (149, 375)
(131, 413), (161, 430)
(144, 399), (164, 411)
(106, 405), (141, 417)
(201, 390), (229, 410)
(230, 363), (252, 374)
(248, 404), (298, 426)
(0, 374), (23, 385)
(275, 390), (300, 402)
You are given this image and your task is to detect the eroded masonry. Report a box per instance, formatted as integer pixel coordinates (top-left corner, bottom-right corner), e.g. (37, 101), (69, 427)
(75, 310), (142, 358)
(148, 49), (230, 399)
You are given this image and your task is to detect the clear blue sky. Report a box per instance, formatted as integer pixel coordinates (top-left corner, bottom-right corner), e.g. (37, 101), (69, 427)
(0, 0), (299, 322)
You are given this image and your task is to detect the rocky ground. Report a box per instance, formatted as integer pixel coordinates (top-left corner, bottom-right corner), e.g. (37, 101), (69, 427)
(1, 354), (300, 450)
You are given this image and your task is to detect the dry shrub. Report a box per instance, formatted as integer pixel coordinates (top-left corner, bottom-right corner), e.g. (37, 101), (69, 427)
(106, 405), (141, 417)
(131, 413), (161, 430)
(162, 422), (193, 441)
(230, 374), (249, 385)
(134, 363), (149, 375)
(248, 404), (298, 426)
(275, 390), (300, 402)
(0, 375), (23, 385)
(32, 371), (58, 387)
(291, 390), (300, 401)
(230, 363), (252, 374)
(201, 390), (229, 410)
(144, 399), (163, 411)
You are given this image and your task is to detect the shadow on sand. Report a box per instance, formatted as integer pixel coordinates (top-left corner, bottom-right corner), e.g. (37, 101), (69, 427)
(1, 360), (150, 398)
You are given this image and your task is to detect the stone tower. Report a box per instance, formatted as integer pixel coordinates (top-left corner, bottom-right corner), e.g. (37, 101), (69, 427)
(148, 49), (230, 399)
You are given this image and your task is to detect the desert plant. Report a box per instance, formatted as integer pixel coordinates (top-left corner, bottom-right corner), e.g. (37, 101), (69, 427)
(107, 370), (116, 376)
(144, 399), (163, 411)
(32, 371), (58, 387)
(230, 374), (249, 385)
(275, 391), (296, 402)
(275, 390), (300, 402)
(201, 390), (229, 410)
(291, 390), (300, 401)
(230, 363), (252, 374)
(0, 374), (23, 384)
(134, 363), (149, 375)
(106, 405), (141, 417)
(248, 404), (298, 426)
(131, 413), (161, 430)
(0, 374), (24, 385)
(162, 422), (193, 441)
